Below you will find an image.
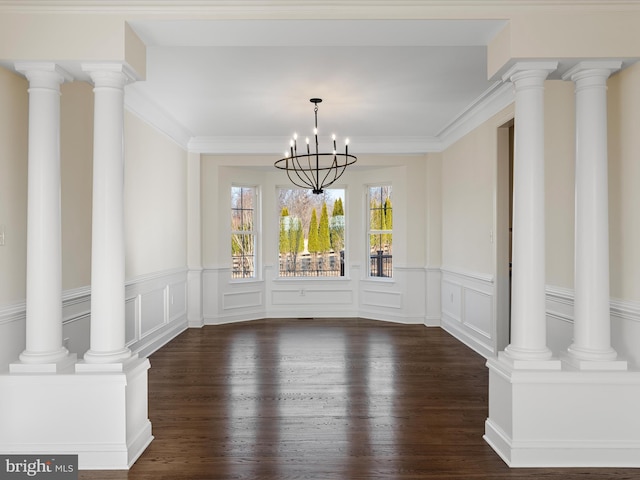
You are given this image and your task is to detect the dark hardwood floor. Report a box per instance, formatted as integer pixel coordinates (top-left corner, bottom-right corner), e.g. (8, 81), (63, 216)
(81, 318), (638, 479)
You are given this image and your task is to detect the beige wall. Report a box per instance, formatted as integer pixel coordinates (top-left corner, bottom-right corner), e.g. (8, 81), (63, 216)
(426, 152), (442, 268)
(0, 67), (28, 305)
(61, 81), (94, 291)
(442, 104), (514, 275)
(0, 13), (146, 79)
(0, 71), (189, 298)
(544, 80), (575, 290)
(608, 62), (640, 302)
(488, 11), (640, 78)
(124, 111), (188, 279)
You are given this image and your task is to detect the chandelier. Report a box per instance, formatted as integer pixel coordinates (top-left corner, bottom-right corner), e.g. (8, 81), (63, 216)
(274, 98), (357, 194)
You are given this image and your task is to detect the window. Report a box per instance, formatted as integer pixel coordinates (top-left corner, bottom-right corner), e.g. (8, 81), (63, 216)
(368, 185), (392, 278)
(231, 186), (257, 279)
(278, 188), (346, 277)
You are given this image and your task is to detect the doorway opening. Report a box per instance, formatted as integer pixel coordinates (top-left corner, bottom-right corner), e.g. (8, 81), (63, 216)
(496, 119), (514, 351)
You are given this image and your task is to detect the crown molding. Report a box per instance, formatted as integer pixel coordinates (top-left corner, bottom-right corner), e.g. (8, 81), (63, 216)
(1, 1), (639, 14)
(125, 84), (192, 149)
(188, 135), (442, 155)
(127, 78), (513, 155)
(437, 80), (514, 150)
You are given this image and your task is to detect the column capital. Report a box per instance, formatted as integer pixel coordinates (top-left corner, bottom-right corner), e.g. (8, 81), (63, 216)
(14, 62), (73, 88)
(502, 61), (558, 84)
(561, 60), (623, 83)
(82, 62), (139, 88)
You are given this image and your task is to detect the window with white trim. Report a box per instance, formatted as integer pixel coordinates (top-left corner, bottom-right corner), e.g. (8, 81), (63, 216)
(231, 186), (257, 279)
(367, 185), (392, 278)
(278, 187), (346, 277)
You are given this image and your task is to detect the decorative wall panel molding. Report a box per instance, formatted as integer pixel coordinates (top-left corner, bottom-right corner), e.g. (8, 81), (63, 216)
(545, 285), (640, 369)
(124, 268), (189, 358)
(361, 289), (402, 309)
(425, 267), (442, 327)
(440, 267), (495, 358)
(203, 267), (266, 324)
(271, 288), (352, 306)
(224, 290), (263, 310)
(358, 267), (426, 324)
(0, 268), (188, 370)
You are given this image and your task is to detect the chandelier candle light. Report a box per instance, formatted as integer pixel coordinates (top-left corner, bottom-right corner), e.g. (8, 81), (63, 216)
(275, 98), (357, 194)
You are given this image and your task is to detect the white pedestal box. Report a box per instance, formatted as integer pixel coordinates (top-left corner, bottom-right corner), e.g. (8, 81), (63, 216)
(0, 356), (153, 469)
(484, 357), (640, 467)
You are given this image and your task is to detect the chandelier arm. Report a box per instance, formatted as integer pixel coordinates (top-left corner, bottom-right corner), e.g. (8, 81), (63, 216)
(321, 156), (350, 190)
(287, 174), (311, 189)
(293, 154), (318, 189)
(286, 166), (313, 190)
(318, 154), (339, 189)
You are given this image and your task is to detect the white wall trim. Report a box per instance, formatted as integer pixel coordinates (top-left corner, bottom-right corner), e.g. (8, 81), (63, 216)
(441, 317), (495, 358)
(441, 267), (496, 357)
(441, 265), (494, 284)
(0, 302), (26, 326)
(545, 284), (640, 325)
(126, 266), (188, 287)
(611, 297), (640, 324)
(546, 285), (574, 306)
(438, 81), (514, 150)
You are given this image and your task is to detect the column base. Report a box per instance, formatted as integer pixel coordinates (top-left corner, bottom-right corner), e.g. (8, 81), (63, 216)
(564, 344), (627, 370)
(82, 347), (132, 364)
(485, 356), (640, 467)
(499, 351), (562, 370)
(0, 357), (152, 469)
(76, 353), (139, 373)
(562, 353), (628, 371)
(10, 350), (77, 373)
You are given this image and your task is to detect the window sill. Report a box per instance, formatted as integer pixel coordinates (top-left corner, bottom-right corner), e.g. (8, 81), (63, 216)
(361, 276), (395, 285)
(229, 278), (264, 285)
(273, 276), (351, 282)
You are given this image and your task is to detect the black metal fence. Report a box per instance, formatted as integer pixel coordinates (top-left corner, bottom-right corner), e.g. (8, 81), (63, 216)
(279, 251), (344, 277)
(233, 251), (393, 278)
(369, 250), (392, 278)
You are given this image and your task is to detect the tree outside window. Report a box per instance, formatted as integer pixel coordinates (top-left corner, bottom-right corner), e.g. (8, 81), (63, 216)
(231, 186), (256, 279)
(368, 185), (392, 278)
(278, 188), (346, 277)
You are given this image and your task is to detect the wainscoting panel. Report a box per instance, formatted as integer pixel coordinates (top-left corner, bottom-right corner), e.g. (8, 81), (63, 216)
(272, 288), (352, 306)
(545, 286), (640, 370)
(440, 267), (495, 358)
(140, 289), (166, 338)
(425, 267), (442, 327)
(0, 268), (188, 370)
(125, 268), (189, 357)
(168, 281), (187, 322)
(358, 267), (426, 324)
(125, 296), (138, 346)
(224, 290), (263, 310)
(361, 289), (402, 309)
(441, 279), (462, 323)
(203, 267), (267, 324)
(0, 305), (26, 372)
(61, 287), (92, 357)
(463, 286), (493, 339)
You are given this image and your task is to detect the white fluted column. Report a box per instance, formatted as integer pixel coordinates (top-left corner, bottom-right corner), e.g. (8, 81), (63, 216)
(81, 64), (136, 365)
(562, 61), (627, 370)
(11, 63), (75, 372)
(500, 62), (560, 369)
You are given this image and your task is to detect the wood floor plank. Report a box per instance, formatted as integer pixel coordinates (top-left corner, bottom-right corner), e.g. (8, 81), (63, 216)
(79, 318), (639, 479)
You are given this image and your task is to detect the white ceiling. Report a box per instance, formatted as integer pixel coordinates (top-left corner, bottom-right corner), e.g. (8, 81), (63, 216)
(125, 19), (508, 154)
